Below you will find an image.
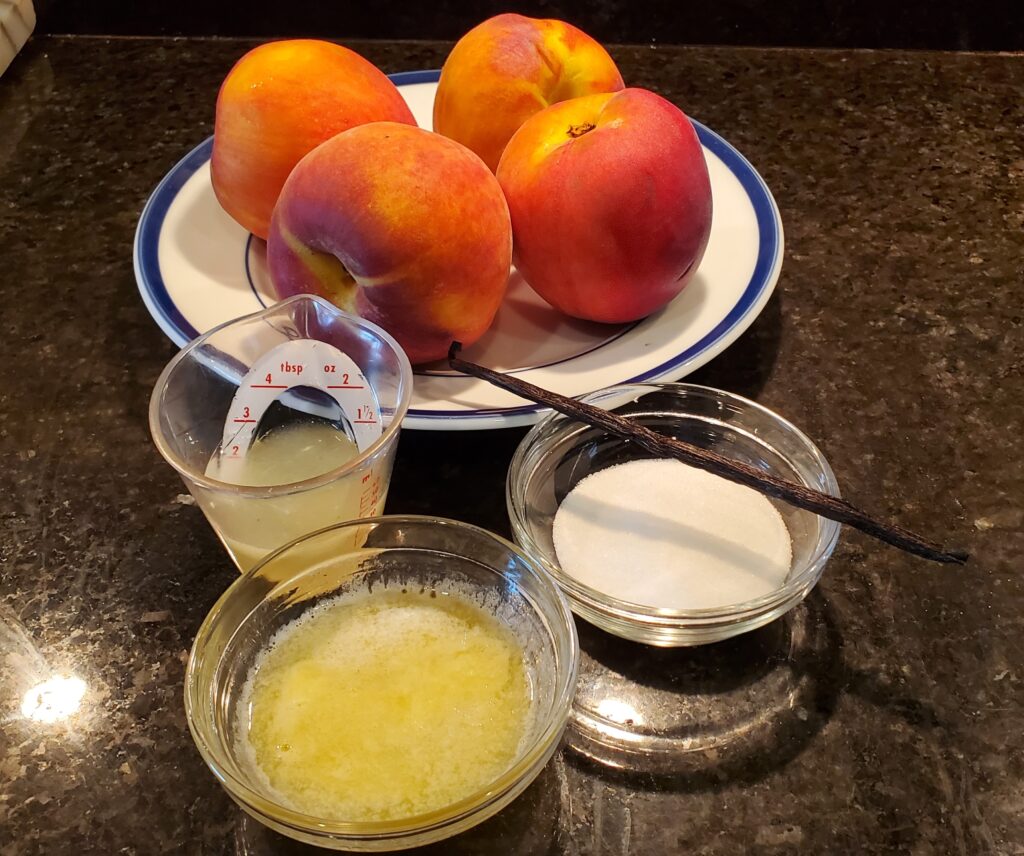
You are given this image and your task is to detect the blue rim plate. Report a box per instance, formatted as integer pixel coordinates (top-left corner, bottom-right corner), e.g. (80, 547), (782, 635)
(135, 70), (783, 431)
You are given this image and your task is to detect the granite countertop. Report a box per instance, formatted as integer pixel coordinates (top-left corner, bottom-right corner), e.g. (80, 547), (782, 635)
(1, 36), (1022, 855)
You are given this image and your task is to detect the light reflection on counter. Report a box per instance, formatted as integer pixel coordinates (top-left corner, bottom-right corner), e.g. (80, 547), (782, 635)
(21, 675), (87, 724)
(2, 604), (91, 728)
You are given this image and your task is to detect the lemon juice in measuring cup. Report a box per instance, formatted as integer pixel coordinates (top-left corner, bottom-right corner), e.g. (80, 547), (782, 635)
(149, 295), (413, 571)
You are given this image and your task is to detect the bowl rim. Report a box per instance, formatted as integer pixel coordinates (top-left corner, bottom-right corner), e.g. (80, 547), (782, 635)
(184, 514), (579, 839)
(506, 382), (842, 624)
(149, 294), (414, 498)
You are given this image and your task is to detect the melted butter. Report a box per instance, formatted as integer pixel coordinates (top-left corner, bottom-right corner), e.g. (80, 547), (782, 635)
(240, 589), (531, 821)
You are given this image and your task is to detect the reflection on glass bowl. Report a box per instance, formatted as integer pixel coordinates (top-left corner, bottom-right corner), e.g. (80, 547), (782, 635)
(567, 591), (842, 778)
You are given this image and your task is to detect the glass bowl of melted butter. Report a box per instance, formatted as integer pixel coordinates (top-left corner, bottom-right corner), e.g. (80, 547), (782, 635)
(185, 516), (579, 850)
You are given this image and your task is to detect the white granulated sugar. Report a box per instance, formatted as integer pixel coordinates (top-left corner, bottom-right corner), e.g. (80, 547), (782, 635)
(552, 459), (792, 611)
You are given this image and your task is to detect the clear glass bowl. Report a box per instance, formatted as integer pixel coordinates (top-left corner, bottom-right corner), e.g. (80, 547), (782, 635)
(506, 384), (842, 647)
(185, 516), (579, 851)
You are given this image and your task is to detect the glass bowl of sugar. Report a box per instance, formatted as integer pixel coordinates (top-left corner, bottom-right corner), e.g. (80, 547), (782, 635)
(507, 384), (841, 646)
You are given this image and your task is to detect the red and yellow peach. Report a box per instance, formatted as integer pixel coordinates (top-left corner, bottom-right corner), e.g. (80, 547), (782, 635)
(211, 39), (416, 239)
(267, 123), (512, 364)
(433, 14), (624, 172)
(496, 88), (713, 323)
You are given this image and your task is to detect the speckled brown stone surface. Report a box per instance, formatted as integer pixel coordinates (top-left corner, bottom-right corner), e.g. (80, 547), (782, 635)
(1, 37), (1022, 854)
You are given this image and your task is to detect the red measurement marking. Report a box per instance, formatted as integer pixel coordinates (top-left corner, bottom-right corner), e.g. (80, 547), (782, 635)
(353, 419), (377, 424)
(232, 418), (257, 423)
(326, 385), (364, 389)
(251, 384), (288, 389)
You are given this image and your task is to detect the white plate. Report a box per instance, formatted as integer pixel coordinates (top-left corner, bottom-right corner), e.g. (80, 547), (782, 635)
(135, 71), (783, 431)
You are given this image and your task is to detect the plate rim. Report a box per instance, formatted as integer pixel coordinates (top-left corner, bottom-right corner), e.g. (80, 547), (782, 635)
(134, 69), (783, 431)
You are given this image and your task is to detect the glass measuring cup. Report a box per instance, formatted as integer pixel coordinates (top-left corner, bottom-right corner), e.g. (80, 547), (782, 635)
(149, 295), (413, 571)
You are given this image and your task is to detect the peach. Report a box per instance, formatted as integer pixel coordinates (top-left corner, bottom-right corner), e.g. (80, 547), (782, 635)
(433, 14), (624, 172)
(496, 88), (713, 323)
(211, 40), (415, 239)
(267, 123), (512, 364)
